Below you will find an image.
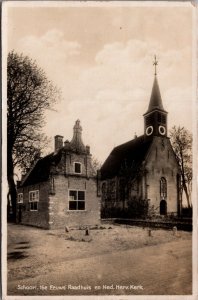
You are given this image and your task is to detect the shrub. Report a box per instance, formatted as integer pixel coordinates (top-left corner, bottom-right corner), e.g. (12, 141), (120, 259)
(182, 207), (192, 218)
(101, 198), (149, 219)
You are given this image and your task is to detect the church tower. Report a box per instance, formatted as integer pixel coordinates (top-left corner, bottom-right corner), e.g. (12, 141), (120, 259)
(144, 56), (168, 137)
(100, 55), (180, 218)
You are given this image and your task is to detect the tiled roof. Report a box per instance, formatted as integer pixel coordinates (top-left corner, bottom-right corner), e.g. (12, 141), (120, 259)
(100, 135), (152, 180)
(20, 151), (62, 187)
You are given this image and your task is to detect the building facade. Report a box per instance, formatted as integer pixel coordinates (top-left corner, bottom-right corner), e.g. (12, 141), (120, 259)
(100, 71), (181, 218)
(17, 120), (100, 229)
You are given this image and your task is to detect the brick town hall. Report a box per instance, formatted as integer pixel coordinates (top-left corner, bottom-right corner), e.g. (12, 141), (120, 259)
(17, 57), (180, 228)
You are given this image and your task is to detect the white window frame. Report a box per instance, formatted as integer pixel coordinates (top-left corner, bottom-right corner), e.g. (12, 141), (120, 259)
(74, 162), (82, 174)
(68, 189), (86, 211)
(29, 190), (39, 211)
(17, 193), (23, 204)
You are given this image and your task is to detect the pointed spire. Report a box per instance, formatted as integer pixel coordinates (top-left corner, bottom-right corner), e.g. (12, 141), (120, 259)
(147, 76), (164, 112)
(145, 56), (166, 114)
(70, 119), (86, 152)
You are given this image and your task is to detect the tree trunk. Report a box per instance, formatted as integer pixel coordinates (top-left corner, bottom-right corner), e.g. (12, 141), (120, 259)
(7, 150), (17, 222)
(183, 183), (191, 209)
(8, 177), (17, 221)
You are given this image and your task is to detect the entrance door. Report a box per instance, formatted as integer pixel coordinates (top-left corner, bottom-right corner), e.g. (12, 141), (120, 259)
(160, 200), (167, 215)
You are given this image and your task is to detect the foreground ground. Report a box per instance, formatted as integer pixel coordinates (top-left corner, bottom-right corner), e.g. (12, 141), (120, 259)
(7, 223), (192, 296)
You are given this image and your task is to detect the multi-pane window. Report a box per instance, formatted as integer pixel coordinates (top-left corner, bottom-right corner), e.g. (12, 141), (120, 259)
(74, 162), (82, 174)
(17, 193), (23, 203)
(29, 190), (39, 211)
(69, 190), (85, 210)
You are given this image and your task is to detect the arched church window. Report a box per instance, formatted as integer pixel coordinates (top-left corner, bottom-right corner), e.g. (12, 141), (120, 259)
(160, 177), (167, 199)
(108, 180), (116, 200)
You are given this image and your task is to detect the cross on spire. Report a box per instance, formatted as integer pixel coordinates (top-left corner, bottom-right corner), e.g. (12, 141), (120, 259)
(153, 55), (158, 76)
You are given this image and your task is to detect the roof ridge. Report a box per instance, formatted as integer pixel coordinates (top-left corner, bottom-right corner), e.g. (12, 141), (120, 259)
(113, 134), (144, 151)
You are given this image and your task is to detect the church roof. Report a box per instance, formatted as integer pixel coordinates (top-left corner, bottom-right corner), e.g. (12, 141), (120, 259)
(145, 76), (166, 114)
(100, 135), (152, 180)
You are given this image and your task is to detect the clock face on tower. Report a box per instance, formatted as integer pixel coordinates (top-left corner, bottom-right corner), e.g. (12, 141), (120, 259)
(159, 125), (166, 135)
(146, 126), (153, 136)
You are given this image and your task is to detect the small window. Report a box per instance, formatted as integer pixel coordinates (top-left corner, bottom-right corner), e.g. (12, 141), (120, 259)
(17, 193), (23, 204)
(29, 190), (39, 202)
(29, 190), (39, 211)
(74, 162), (82, 174)
(69, 190), (85, 210)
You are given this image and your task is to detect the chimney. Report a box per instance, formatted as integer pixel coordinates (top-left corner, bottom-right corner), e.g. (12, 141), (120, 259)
(54, 135), (63, 152)
(64, 140), (70, 149)
(86, 145), (90, 154)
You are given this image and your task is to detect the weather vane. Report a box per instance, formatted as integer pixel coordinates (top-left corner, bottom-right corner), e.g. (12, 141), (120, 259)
(153, 55), (158, 76)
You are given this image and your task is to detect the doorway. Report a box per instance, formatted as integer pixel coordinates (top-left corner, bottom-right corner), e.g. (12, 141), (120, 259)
(160, 199), (167, 215)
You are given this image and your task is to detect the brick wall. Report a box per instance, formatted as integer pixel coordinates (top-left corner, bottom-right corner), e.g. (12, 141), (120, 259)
(49, 175), (100, 229)
(17, 181), (50, 229)
(54, 151), (96, 178)
(16, 147), (100, 229)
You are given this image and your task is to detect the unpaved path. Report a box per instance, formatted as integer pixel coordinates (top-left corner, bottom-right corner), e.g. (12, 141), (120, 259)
(7, 224), (192, 296)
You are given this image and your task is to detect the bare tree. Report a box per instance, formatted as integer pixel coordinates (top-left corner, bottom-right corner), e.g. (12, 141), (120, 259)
(92, 156), (102, 173)
(170, 126), (192, 208)
(7, 51), (60, 220)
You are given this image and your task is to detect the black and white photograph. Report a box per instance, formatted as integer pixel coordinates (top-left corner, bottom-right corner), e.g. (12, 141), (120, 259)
(2, 1), (196, 299)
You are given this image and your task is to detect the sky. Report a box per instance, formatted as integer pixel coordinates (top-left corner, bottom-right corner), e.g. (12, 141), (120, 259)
(5, 1), (194, 163)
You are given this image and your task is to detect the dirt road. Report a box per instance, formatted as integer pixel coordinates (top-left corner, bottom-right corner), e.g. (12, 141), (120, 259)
(7, 223), (192, 296)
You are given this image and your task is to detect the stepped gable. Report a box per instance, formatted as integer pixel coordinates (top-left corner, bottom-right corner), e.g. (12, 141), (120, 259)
(20, 120), (90, 187)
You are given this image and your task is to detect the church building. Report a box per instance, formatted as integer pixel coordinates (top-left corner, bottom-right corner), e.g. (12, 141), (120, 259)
(100, 59), (181, 218)
(16, 120), (100, 229)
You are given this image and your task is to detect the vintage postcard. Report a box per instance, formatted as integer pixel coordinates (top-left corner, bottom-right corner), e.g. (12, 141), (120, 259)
(2, 1), (197, 299)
